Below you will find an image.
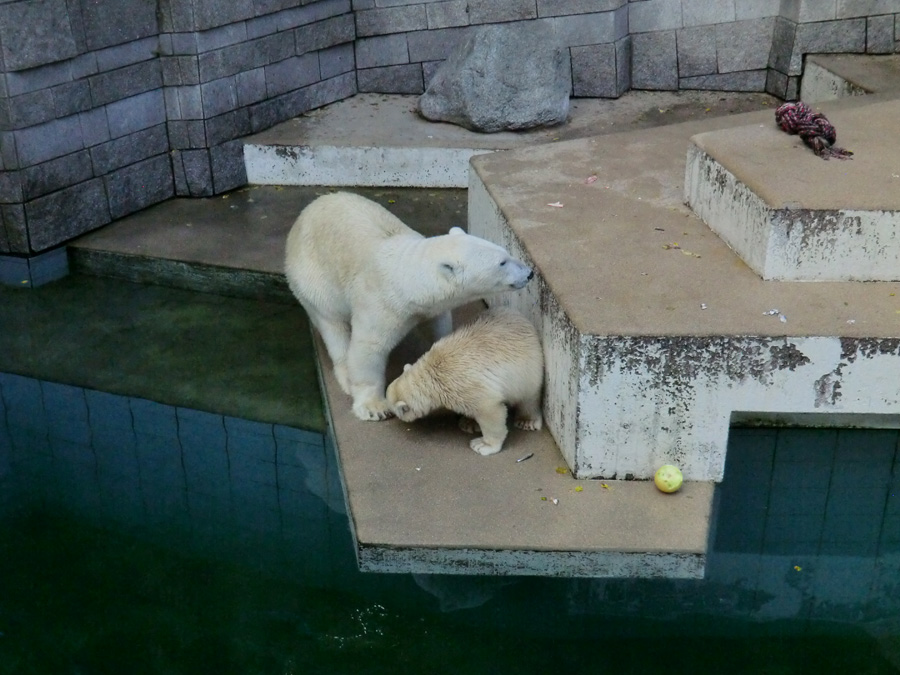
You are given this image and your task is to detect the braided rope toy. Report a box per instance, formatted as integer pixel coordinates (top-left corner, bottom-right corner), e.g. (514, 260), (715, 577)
(774, 101), (853, 160)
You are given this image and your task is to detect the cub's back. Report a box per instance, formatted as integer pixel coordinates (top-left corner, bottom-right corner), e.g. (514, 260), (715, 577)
(433, 309), (542, 370)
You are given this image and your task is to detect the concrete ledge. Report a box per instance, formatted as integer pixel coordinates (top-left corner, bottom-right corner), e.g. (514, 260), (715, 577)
(801, 54), (900, 103)
(685, 100), (900, 281)
(359, 547), (705, 578)
(319, 308), (714, 579)
(469, 99), (900, 483)
(244, 143), (491, 188)
(240, 91), (783, 189)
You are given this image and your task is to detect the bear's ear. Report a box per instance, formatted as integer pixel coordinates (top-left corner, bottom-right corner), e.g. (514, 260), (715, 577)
(440, 262), (456, 277)
(403, 363), (412, 372)
(396, 401), (411, 416)
(448, 226), (465, 236)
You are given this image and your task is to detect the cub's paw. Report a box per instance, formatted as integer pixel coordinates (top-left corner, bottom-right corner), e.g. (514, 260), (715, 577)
(352, 398), (394, 422)
(458, 417), (480, 434)
(470, 437), (502, 456)
(514, 417), (543, 431)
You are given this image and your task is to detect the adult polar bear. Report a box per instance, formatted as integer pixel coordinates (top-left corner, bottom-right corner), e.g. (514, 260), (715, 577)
(285, 192), (533, 421)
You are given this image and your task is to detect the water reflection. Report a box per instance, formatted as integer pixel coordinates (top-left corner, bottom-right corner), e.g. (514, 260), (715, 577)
(0, 372), (352, 587)
(1, 372), (898, 652)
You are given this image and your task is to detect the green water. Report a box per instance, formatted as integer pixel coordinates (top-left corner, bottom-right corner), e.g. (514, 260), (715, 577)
(0, 510), (896, 675)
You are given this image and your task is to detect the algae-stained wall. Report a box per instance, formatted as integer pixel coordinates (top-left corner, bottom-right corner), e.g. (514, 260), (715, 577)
(2, 0), (899, 258)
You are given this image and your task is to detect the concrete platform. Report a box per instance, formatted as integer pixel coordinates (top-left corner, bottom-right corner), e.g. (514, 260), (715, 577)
(685, 99), (900, 281)
(469, 95), (900, 484)
(322, 304), (712, 578)
(801, 54), (900, 103)
(243, 91), (778, 188)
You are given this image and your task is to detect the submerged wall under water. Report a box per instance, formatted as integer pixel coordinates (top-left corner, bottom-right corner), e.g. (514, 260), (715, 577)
(1, 371), (898, 634)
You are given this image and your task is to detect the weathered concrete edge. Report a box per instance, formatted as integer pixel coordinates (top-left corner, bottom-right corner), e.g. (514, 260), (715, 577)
(468, 172), (583, 474)
(684, 143), (772, 278)
(685, 144), (900, 281)
(69, 248), (294, 301)
(244, 143), (495, 188)
(576, 335), (900, 481)
(800, 58), (871, 103)
(358, 545), (706, 579)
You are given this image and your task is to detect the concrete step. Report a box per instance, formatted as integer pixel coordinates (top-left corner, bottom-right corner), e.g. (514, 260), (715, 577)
(801, 54), (900, 103)
(242, 91), (778, 188)
(469, 94), (900, 486)
(685, 99), (900, 281)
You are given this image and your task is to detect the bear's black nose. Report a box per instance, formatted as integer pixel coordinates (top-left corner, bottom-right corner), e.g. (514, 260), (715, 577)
(527, 270), (534, 280)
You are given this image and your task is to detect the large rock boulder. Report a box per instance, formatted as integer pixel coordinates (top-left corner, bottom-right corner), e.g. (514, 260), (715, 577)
(418, 24), (571, 133)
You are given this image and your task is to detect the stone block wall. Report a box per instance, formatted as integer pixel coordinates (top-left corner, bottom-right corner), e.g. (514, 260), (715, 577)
(1, 0), (357, 257)
(351, 0), (900, 101)
(352, 0), (633, 98)
(2, 0), (899, 263)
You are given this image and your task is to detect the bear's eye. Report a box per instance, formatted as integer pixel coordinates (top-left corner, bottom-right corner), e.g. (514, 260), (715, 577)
(499, 260), (507, 267)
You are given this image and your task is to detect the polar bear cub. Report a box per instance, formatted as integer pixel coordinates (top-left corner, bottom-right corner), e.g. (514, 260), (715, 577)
(386, 308), (544, 456)
(284, 192), (533, 422)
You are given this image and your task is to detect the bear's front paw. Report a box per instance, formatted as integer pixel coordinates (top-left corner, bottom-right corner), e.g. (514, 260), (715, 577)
(514, 417), (542, 431)
(470, 437), (502, 456)
(457, 417), (480, 434)
(352, 398), (395, 421)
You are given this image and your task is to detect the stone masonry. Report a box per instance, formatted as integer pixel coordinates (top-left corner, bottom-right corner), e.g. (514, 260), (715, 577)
(1, 0), (899, 264)
(1, 0), (357, 258)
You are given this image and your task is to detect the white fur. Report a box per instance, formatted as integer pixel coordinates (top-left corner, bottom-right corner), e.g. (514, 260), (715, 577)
(284, 192), (533, 421)
(386, 308), (544, 455)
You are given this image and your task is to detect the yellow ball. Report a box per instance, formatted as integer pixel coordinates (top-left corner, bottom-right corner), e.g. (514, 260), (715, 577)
(654, 464), (683, 493)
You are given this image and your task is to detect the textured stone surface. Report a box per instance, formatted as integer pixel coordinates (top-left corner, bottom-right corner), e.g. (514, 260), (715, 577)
(682, 0), (736, 27)
(81, 0), (158, 51)
(629, 0), (683, 32)
(105, 156), (174, 220)
(468, 0), (537, 24)
(632, 30), (678, 89)
(358, 64), (425, 93)
(0, 0), (77, 72)
(22, 151), (93, 201)
(418, 24), (571, 132)
(295, 15), (356, 54)
(681, 69), (767, 91)
(426, 0), (469, 28)
(616, 35), (632, 93)
(1, 205), (29, 253)
(356, 5), (427, 37)
(677, 26), (717, 77)
(867, 14), (896, 53)
(716, 18), (775, 72)
(25, 179), (111, 253)
(571, 43), (618, 97)
(790, 18), (867, 73)
(355, 34), (410, 68)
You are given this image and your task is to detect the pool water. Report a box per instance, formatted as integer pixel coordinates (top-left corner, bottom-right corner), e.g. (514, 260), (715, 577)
(1, 373), (898, 674)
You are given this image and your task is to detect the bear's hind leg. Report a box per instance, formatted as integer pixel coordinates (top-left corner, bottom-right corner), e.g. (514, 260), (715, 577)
(513, 395), (543, 432)
(469, 402), (509, 456)
(306, 309), (352, 394)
